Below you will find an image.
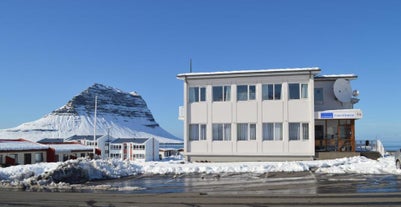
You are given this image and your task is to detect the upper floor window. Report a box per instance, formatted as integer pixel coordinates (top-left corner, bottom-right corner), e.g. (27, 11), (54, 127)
(212, 123), (231, 141)
(189, 87), (206, 103)
(262, 84), (282, 100)
(237, 123), (256, 141)
(237, 85), (256, 101)
(289, 83), (308, 100)
(314, 88), (323, 105)
(289, 122), (309, 141)
(213, 86), (231, 102)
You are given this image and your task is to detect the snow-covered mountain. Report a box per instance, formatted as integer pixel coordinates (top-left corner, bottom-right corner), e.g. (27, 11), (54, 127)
(0, 83), (182, 143)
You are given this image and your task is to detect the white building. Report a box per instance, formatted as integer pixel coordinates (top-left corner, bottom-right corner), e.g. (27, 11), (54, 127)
(97, 136), (159, 161)
(177, 67), (362, 162)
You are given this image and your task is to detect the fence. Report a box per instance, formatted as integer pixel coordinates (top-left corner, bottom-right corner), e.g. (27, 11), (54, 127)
(355, 139), (385, 157)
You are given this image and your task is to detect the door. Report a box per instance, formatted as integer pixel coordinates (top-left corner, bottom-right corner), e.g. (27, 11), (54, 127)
(338, 120), (354, 151)
(315, 125), (324, 151)
(24, 153), (32, 164)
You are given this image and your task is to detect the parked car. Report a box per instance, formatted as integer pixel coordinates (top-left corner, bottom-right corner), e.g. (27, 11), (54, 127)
(395, 149), (401, 169)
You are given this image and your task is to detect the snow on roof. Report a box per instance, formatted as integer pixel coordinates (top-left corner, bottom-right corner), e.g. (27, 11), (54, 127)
(315, 74), (358, 80)
(37, 138), (64, 143)
(0, 139), (49, 151)
(177, 67), (321, 79)
(66, 135), (103, 141)
(46, 144), (93, 153)
(111, 138), (149, 144)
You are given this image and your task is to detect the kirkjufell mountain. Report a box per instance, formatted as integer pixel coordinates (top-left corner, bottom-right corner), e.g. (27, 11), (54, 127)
(0, 83), (182, 143)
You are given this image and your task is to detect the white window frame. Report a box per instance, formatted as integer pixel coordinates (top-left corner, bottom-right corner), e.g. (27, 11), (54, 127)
(289, 122), (309, 141)
(237, 85), (256, 101)
(189, 86), (206, 103)
(262, 84), (282, 100)
(237, 123), (257, 141)
(212, 123), (231, 141)
(289, 83), (308, 100)
(213, 86), (231, 102)
(263, 122), (283, 141)
(189, 124), (207, 141)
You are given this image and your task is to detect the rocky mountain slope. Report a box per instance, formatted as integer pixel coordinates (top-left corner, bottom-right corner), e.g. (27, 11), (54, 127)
(0, 83), (182, 143)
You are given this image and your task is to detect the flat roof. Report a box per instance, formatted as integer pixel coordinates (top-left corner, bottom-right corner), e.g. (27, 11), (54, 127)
(111, 138), (149, 144)
(315, 74), (358, 80)
(177, 67), (321, 80)
(0, 139), (49, 151)
(47, 144), (93, 153)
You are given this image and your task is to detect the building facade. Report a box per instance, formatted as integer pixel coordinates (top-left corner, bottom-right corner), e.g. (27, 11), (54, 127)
(0, 139), (48, 166)
(314, 74), (362, 153)
(177, 68), (321, 161)
(97, 136), (160, 161)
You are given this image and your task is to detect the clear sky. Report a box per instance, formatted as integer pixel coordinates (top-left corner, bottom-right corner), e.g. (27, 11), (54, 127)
(1, 0), (401, 144)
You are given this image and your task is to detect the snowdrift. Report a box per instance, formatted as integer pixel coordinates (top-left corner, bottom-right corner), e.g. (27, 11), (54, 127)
(0, 156), (400, 191)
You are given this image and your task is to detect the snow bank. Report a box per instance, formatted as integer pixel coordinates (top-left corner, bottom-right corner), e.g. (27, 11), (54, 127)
(0, 156), (400, 191)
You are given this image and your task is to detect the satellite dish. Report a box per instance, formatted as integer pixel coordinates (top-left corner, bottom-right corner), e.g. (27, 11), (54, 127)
(352, 90), (359, 97)
(333, 79), (352, 103)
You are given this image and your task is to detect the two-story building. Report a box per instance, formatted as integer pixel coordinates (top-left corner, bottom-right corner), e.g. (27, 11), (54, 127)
(177, 67), (362, 162)
(97, 135), (159, 161)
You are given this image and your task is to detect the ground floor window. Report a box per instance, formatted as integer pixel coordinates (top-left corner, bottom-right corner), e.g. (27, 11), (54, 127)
(35, 153), (44, 163)
(237, 123), (256, 141)
(263, 123), (283, 141)
(189, 124), (207, 141)
(289, 122), (309, 140)
(133, 154), (145, 159)
(212, 123), (231, 141)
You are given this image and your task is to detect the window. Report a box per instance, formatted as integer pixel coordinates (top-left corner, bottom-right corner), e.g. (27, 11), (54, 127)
(212, 123), (231, 141)
(314, 88), (323, 105)
(237, 85), (256, 101)
(34, 153), (44, 163)
(301, 84), (308, 98)
(249, 124), (256, 140)
(262, 84), (282, 100)
(189, 124), (207, 141)
(237, 123), (256, 141)
(200, 124), (207, 140)
(289, 84), (300, 99)
(289, 122), (309, 140)
(302, 123), (309, 140)
(189, 124), (199, 141)
(189, 87), (206, 103)
(263, 123), (282, 141)
(289, 83), (308, 100)
(237, 123), (248, 140)
(134, 154), (145, 159)
(111, 145), (122, 150)
(213, 86), (231, 102)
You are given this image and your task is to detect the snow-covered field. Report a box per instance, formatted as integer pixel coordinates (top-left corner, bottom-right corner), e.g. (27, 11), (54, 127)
(0, 155), (400, 191)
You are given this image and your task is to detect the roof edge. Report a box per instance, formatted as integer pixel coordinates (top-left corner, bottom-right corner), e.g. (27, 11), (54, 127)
(177, 67), (321, 80)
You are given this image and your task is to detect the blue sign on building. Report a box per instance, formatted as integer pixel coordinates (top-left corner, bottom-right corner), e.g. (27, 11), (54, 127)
(320, 112), (333, 119)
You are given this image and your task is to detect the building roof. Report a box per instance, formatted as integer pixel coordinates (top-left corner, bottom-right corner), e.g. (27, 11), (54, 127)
(315, 74), (358, 80)
(111, 138), (149, 144)
(177, 67), (321, 80)
(37, 138), (65, 143)
(46, 144), (93, 153)
(66, 135), (103, 141)
(0, 139), (49, 151)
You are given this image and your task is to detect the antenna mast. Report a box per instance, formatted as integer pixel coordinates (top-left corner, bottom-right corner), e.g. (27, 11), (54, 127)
(190, 58), (192, 73)
(93, 95), (98, 155)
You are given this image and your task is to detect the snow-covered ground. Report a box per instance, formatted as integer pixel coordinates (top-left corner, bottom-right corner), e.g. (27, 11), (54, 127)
(0, 155), (400, 191)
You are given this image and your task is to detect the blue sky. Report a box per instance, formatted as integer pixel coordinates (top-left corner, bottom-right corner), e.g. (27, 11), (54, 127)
(1, 0), (401, 144)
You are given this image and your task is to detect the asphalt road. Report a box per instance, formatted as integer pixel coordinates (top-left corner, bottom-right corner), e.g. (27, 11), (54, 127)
(1, 190), (401, 207)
